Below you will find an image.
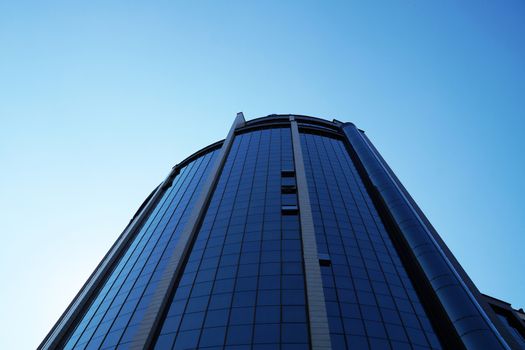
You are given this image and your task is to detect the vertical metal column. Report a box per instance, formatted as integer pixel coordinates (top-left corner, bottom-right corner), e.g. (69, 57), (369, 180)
(39, 165), (181, 350)
(290, 117), (332, 350)
(130, 113), (246, 349)
(341, 122), (509, 350)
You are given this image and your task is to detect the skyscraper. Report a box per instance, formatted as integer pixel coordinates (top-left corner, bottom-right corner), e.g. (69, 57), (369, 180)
(40, 114), (525, 350)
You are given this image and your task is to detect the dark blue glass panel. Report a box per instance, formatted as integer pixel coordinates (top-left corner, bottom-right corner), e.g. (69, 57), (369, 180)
(301, 132), (441, 349)
(154, 128), (309, 349)
(63, 149), (220, 349)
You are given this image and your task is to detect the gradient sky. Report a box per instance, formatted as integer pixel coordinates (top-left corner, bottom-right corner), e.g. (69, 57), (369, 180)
(1, 1), (524, 349)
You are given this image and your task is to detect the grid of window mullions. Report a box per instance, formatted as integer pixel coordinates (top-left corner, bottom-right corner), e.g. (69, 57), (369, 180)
(328, 135), (406, 347)
(90, 159), (206, 348)
(301, 133), (441, 349)
(200, 131), (262, 347)
(64, 150), (217, 350)
(303, 135), (368, 348)
(312, 135), (412, 348)
(157, 132), (253, 348)
(330, 139), (440, 349)
(101, 151), (219, 349)
(155, 128), (309, 349)
(110, 151), (221, 348)
(102, 151), (220, 349)
(63, 160), (198, 349)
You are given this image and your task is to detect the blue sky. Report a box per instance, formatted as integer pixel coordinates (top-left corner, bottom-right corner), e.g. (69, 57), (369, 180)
(1, 1), (524, 348)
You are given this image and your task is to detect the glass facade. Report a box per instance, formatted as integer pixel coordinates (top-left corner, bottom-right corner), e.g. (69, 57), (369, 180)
(41, 115), (520, 350)
(155, 128), (310, 350)
(301, 133), (441, 349)
(63, 149), (219, 350)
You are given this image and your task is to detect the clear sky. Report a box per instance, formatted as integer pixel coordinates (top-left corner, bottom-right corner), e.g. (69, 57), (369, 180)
(1, 1), (524, 348)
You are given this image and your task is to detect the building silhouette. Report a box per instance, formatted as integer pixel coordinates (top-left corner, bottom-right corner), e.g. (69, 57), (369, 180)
(40, 114), (525, 350)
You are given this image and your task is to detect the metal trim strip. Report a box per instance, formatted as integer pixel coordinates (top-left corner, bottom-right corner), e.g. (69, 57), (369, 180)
(129, 113), (246, 349)
(39, 173), (177, 350)
(341, 122), (510, 350)
(290, 116), (332, 350)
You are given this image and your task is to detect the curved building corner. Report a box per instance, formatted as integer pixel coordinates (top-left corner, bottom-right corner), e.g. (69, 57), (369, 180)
(40, 114), (524, 350)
